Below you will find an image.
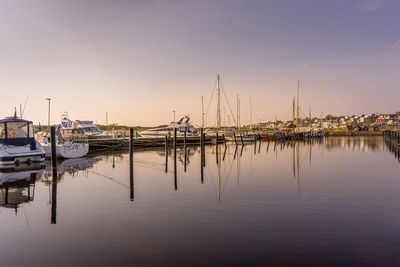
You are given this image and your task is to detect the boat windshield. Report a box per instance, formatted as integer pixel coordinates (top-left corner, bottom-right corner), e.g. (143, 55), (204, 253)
(83, 126), (102, 133)
(1, 121), (33, 139)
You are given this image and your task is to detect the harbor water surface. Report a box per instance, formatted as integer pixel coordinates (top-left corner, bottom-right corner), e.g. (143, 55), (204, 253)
(1, 137), (399, 266)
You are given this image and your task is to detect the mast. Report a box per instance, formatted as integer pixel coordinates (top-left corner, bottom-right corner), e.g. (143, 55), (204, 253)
(309, 106), (312, 128)
(292, 96), (296, 133)
(296, 80), (300, 128)
(201, 96), (204, 128)
(250, 94), (252, 131)
(236, 94), (240, 128)
(217, 75), (221, 129)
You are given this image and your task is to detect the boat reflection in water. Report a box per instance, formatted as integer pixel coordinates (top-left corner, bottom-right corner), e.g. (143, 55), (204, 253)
(0, 167), (44, 213)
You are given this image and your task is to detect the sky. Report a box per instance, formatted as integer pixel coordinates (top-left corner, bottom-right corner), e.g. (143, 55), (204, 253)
(0, 0), (399, 126)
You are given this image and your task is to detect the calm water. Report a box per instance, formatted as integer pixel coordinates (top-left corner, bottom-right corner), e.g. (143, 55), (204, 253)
(1, 137), (399, 267)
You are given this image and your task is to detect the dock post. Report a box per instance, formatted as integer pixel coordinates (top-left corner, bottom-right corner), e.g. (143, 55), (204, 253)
(130, 147), (134, 201)
(254, 135), (257, 154)
(51, 126), (57, 169)
(200, 128), (204, 148)
(184, 129), (187, 172)
(216, 131), (219, 164)
(202, 132), (206, 168)
(174, 128), (177, 190)
(165, 135), (168, 173)
(129, 128), (134, 156)
(233, 133), (238, 146)
(50, 126), (58, 224)
(240, 134), (244, 146)
(200, 128), (204, 167)
(129, 127), (134, 201)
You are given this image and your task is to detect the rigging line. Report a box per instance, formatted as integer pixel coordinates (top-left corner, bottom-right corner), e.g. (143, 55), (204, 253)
(220, 154), (236, 196)
(204, 77), (218, 126)
(88, 170), (129, 189)
(22, 95), (29, 117)
(205, 163), (219, 198)
(219, 78), (237, 126)
(22, 205), (31, 230)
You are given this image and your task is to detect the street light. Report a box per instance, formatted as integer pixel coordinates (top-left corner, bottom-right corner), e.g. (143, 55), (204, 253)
(46, 98), (51, 130)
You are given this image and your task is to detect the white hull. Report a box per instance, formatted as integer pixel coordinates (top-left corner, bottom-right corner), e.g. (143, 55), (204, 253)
(42, 143), (89, 159)
(225, 135), (256, 143)
(0, 143), (45, 169)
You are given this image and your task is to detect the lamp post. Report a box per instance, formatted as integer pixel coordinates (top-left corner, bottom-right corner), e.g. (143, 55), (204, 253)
(46, 98), (51, 131)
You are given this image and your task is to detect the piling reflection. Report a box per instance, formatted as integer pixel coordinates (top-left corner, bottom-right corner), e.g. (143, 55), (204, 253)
(0, 136), (395, 224)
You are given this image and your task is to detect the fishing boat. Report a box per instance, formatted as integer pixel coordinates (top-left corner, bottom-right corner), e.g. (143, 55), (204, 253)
(140, 116), (198, 138)
(35, 131), (89, 159)
(0, 118), (45, 169)
(58, 112), (116, 139)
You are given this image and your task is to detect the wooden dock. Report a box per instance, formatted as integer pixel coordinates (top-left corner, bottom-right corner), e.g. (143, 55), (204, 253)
(73, 135), (225, 152)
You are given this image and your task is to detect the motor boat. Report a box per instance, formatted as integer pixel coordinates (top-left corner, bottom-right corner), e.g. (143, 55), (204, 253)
(35, 131), (89, 159)
(140, 116), (198, 138)
(58, 112), (116, 139)
(0, 118), (45, 169)
(225, 134), (257, 143)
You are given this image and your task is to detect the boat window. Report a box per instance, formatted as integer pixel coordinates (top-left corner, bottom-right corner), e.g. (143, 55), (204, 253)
(6, 121), (29, 138)
(28, 123), (34, 137)
(0, 124), (5, 138)
(84, 127), (101, 133)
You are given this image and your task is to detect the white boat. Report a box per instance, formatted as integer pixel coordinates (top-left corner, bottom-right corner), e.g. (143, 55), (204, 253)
(140, 116), (198, 138)
(0, 118), (45, 169)
(35, 131), (89, 159)
(225, 134), (256, 143)
(58, 112), (116, 139)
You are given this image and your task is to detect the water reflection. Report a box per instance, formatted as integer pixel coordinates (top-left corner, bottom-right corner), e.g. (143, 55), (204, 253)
(0, 167), (44, 213)
(1, 136), (400, 266)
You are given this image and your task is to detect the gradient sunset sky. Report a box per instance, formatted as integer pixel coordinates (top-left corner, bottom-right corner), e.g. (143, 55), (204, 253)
(1, 0), (399, 126)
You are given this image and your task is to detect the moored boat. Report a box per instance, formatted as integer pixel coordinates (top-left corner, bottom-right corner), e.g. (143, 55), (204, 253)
(140, 116), (198, 138)
(35, 131), (89, 159)
(0, 118), (45, 169)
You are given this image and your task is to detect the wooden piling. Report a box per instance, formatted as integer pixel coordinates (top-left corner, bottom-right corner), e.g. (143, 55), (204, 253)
(129, 128), (134, 156)
(216, 131), (219, 164)
(50, 126), (57, 169)
(50, 127), (58, 224)
(165, 135), (168, 173)
(184, 129), (187, 172)
(129, 149), (134, 201)
(233, 133), (238, 146)
(174, 128), (177, 190)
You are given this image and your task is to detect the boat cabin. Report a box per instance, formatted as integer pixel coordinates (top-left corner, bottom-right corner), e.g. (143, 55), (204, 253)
(0, 119), (36, 149)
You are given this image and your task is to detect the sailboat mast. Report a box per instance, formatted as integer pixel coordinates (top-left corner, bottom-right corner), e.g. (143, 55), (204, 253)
(296, 80), (300, 128)
(217, 75), (221, 129)
(309, 106), (312, 128)
(250, 94), (252, 130)
(236, 95), (240, 128)
(292, 96), (296, 133)
(201, 96), (204, 128)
